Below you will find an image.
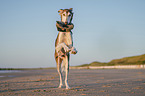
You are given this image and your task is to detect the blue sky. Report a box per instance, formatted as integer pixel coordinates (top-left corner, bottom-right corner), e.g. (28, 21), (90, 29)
(0, 0), (145, 68)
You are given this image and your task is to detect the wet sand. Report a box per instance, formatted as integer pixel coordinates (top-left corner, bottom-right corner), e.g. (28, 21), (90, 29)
(0, 69), (145, 96)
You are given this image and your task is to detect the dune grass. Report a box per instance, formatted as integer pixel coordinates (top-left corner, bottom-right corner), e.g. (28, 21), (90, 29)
(77, 54), (145, 67)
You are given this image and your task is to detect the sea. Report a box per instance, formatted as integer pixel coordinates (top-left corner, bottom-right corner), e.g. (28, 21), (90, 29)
(0, 70), (21, 73)
(0, 70), (21, 78)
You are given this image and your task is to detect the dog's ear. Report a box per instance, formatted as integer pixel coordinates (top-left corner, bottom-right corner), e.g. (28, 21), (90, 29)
(58, 9), (63, 15)
(69, 8), (73, 11)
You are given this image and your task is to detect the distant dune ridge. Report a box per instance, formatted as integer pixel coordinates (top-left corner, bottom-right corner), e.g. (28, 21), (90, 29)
(110, 54), (145, 64)
(78, 54), (145, 67)
(1, 54), (145, 70)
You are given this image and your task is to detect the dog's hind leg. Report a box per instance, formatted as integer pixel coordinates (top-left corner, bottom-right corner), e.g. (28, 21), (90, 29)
(64, 54), (70, 89)
(56, 57), (63, 88)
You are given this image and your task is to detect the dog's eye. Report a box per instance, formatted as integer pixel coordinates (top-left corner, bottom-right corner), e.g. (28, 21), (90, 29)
(63, 14), (65, 16)
(68, 14), (71, 16)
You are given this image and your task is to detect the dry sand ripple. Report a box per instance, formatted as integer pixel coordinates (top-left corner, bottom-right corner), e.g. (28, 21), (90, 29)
(0, 69), (145, 96)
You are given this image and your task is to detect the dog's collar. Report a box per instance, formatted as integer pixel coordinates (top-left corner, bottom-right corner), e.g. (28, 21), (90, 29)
(56, 21), (71, 25)
(56, 21), (73, 32)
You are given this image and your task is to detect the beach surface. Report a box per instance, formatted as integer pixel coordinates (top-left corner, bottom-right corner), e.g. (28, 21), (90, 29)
(0, 69), (145, 96)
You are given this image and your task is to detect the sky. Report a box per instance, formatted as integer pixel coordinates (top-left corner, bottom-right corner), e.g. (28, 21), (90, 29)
(0, 0), (145, 68)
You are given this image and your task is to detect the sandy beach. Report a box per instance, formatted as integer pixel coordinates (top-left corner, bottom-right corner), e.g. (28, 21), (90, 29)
(0, 69), (145, 96)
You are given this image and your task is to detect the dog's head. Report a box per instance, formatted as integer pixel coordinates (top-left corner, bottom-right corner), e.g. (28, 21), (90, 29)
(58, 8), (73, 25)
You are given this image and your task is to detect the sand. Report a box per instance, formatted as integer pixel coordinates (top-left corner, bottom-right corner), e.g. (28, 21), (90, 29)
(0, 69), (145, 96)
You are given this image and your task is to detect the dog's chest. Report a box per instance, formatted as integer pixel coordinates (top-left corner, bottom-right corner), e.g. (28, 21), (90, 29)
(58, 32), (72, 45)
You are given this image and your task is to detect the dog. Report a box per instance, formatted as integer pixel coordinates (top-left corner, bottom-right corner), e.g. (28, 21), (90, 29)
(55, 8), (77, 89)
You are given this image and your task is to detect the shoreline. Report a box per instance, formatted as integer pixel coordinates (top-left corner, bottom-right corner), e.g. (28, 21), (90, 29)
(0, 67), (56, 70)
(1, 64), (145, 70)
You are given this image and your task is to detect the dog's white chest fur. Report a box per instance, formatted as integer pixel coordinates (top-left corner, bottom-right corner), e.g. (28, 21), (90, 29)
(58, 32), (73, 46)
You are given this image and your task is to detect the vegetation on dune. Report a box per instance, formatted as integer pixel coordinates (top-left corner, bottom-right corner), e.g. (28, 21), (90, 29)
(109, 54), (145, 65)
(78, 54), (145, 67)
(78, 62), (115, 67)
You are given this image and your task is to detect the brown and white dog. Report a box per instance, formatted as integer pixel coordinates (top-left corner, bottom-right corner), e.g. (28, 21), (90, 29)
(55, 8), (77, 89)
